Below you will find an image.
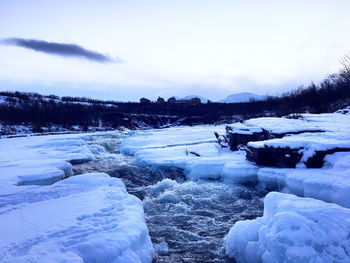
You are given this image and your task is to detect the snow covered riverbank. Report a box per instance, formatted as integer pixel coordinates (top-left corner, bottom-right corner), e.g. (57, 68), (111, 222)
(0, 133), (154, 263)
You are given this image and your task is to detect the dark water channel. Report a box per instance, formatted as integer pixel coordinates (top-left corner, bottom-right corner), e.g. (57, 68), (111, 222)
(74, 135), (266, 263)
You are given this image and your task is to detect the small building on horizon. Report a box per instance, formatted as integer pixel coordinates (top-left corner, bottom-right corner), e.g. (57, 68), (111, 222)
(190, 97), (201, 104)
(167, 96), (177, 103)
(140, 97), (151, 104)
(157, 97), (165, 103)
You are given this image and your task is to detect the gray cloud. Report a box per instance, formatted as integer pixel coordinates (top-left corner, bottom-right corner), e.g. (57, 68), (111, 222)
(2, 38), (120, 63)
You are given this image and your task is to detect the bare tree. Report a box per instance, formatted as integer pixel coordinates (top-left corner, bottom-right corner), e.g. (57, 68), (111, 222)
(340, 54), (350, 82)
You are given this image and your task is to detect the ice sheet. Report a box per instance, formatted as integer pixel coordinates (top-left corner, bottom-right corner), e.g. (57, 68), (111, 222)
(0, 133), (154, 263)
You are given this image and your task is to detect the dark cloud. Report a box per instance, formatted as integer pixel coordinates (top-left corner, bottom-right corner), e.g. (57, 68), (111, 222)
(1, 38), (120, 63)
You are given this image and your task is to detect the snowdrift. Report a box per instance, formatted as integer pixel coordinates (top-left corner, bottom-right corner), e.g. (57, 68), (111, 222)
(0, 133), (154, 263)
(225, 192), (350, 263)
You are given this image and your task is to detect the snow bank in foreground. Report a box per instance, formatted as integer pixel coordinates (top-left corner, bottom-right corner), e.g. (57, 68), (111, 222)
(225, 192), (350, 263)
(0, 133), (154, 263)
(0, 173), (154, 263)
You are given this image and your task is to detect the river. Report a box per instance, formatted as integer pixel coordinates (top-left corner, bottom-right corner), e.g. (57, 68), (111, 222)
(73, 133), (266, 263)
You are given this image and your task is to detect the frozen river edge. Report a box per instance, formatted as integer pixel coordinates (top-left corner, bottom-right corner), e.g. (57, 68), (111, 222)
(0, 132), (154, 263)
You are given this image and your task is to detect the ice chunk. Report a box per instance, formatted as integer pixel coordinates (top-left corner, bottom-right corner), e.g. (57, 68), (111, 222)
(225, 192), (350, 263)
(323, 151), (350, 169)
(221, 160), (259, 184)
(154, 241), (169, 255)
(257, 168), (290, 190)
(286, 168), (350, 208)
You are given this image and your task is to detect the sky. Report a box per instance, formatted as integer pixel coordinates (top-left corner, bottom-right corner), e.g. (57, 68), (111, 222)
(0, 0), (350, 102)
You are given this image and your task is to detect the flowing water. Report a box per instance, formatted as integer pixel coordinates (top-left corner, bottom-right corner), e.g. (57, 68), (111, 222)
(75, 134), (266, 263)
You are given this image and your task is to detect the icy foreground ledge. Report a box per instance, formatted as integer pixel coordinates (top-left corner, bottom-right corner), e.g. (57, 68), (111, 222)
(225, 192), (350, 263)
(0, 173), (154, 263)
(0, 133), (154, 263)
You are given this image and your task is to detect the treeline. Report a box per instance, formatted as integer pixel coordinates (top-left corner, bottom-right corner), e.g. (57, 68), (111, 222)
(0, 91), (120, 105)
(266, 70), (350, 114)
(0, 65), (349, 132)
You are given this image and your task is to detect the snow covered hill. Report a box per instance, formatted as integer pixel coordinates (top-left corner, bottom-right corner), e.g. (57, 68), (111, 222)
(180, 95), (209, 103)
(218, 92), (267, 103)
(177, 93), (266, 103)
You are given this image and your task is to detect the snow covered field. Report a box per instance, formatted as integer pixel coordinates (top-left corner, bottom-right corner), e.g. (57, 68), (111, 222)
(0, 132), (154, 263)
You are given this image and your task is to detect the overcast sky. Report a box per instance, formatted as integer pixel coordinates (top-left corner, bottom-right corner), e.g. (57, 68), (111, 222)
(0, 0), (350, 101)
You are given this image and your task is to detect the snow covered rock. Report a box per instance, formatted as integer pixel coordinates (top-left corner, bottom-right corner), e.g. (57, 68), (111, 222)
(225, 123), (266, 151)
(244, 117), (323, 135)
(225, 117), (324, 151)
(247, 132), (350, 168)
(244, 113), (350, 168)
(225, 192), (350, 263)
(335, 105), (350, 115)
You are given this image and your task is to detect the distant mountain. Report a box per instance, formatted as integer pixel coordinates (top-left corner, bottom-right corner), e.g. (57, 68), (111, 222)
(218, 92), (267, 103)
(180, 95), (209, 103)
